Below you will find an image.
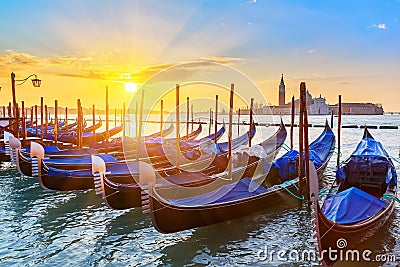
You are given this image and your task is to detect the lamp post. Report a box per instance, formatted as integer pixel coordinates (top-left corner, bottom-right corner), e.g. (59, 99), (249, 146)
(11, 72), (41, 135)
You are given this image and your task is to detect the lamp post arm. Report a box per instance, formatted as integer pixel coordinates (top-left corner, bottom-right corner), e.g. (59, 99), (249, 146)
(15, 74), (38, 86)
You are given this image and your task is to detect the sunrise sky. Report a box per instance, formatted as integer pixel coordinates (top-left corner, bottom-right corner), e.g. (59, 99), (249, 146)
(0, 0), (399, 111)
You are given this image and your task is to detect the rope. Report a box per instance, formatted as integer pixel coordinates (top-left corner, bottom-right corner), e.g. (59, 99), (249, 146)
(389, 156), (400, 165)
(274, 180), (304, 200)
(281, 143), (291, 152)
(318, 187), (336, 197)
(381, 194), (400, 203)
(329, 147), (342, 157)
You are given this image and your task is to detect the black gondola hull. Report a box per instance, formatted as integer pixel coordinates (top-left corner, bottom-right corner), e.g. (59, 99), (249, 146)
(317, 202), (394, 266)
(148, 161), (330, 233)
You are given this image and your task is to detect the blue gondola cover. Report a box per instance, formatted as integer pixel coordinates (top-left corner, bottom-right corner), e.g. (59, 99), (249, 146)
(322, 187), (387, 224)
(170, 178), (269, 206)
(44, 153), (117, 165)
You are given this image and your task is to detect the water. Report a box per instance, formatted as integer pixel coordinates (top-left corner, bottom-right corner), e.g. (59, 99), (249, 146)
(1, 115), (400, 266)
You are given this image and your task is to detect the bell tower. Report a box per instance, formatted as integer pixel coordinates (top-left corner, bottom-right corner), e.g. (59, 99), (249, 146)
(279, 73), (286, 106)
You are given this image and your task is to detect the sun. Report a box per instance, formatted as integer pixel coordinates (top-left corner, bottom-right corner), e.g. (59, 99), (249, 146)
(124, 82), (138, 93)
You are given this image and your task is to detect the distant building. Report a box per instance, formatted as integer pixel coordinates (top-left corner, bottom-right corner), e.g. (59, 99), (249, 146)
(236, 75), (384, 115)
(329, 103), (384, 115)
(309, 95), (329, 115)
(278, 73), (286, 106)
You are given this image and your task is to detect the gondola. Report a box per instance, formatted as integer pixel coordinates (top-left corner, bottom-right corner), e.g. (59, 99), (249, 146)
(58, 121), (77, 131)
(310, 127), (397, 266)
(139, 121), (334, 233)
(13, 126), (231, 191)
(26, 120), (68, 137)
(91, 123), (205, 153)
(90, 123), (175, 152)
(95, 122), (286, 210)
(57, 125), (123, 146)
(83, 119), (102, 133)
(0, 131), (14, 163)
(12, 124), (222, 176)
(17, 126), (251, 191)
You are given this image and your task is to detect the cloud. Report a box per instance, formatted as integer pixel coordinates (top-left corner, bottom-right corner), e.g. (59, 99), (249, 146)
(130, 56), (244, 83)
(0, 50), (41, 71)
(336, 82), (352, 85)
(370, 23), (387, 30)
(308, 49), (317, 54)
(0, 50), (243, 84)
(377, 23), (387, 29)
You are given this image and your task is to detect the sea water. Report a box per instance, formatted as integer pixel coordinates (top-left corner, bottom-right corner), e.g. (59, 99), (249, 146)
(0, 115), (399, 266)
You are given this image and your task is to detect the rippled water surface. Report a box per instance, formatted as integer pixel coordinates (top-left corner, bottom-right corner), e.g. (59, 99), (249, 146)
(1, 115), (399, 266)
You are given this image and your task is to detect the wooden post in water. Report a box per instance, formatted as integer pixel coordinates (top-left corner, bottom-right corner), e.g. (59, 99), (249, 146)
(54, 100), (58, 145)
(160, 100), (163, 137)
(30, 107), (33, 126)
(21, 101), (26, 141)
(249, 98), (254, 147)
(114, 108), (117, 127)
(175, 84), (180, 168)
(2, 106), (5, 117)
(301, 82), (310, 200)
(119, 107), (125, 126)
(14, 103), (19, 137)
(92, 105), (96, 127)
(105, 87), (109, 153)
(238, 108), (240, 136)
(35, 105), (38, 137)
(228, 84), (234, 179)
(337, 95), (342, 167)
(135, 102), (138, 138)
(77, 99), (82, 149)
(65, 107), (68, 132)
(290, 95), (295, 150)
(40, 97), (44, 140)
(191, 104), (194, 132)
(297, 85), (304, 197)
(186, 97), (189, 140)
(214, 95), (218, 143)
(208, 109), (212, 136)
(330, 110), (334, 129)
(45, 105), (48, 136)
(92, 104), (96, 143)
(8, 102), (12, 117)
(136, 90), (145, 161)
(123, 103), (126, 137)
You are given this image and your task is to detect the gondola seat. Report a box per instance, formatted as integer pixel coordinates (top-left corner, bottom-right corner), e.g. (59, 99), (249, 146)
(343, 156), (389, 197)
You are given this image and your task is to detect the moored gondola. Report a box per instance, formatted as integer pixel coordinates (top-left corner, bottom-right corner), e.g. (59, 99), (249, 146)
(30, 127), (251, 191)
(95, 122), (286, 210)
(310, 127), (397, 266)
(10, 125), (242, 191)
(139, 122), (334, 233)
(90, 123), (175, 152)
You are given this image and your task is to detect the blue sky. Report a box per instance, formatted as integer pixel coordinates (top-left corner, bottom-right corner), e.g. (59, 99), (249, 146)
(0, 0), (399, 110)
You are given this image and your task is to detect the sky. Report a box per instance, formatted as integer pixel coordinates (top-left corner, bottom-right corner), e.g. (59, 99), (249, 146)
(0, 0), (399, 112)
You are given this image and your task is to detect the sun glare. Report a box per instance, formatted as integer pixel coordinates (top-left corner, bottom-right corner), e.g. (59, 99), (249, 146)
(124, 82), (138, 93)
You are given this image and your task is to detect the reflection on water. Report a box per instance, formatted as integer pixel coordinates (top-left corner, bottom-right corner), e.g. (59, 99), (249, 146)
(0, 115), (399, 266)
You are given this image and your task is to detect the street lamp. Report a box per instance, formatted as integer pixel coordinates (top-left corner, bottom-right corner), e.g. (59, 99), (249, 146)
(10, 72), (41, 135)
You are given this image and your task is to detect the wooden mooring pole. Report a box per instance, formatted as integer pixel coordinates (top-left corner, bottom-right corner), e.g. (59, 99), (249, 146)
(337, 95), (342, 167)
(175, 84), (180, 168)
(214, 95), (218, 143)
(105, 87), (109, 153)
(228, 84), (234, 179)
(54, 100), (58, 145)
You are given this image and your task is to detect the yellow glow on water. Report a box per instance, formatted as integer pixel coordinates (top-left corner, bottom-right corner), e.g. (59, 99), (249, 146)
(124, 82), (138, 93)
